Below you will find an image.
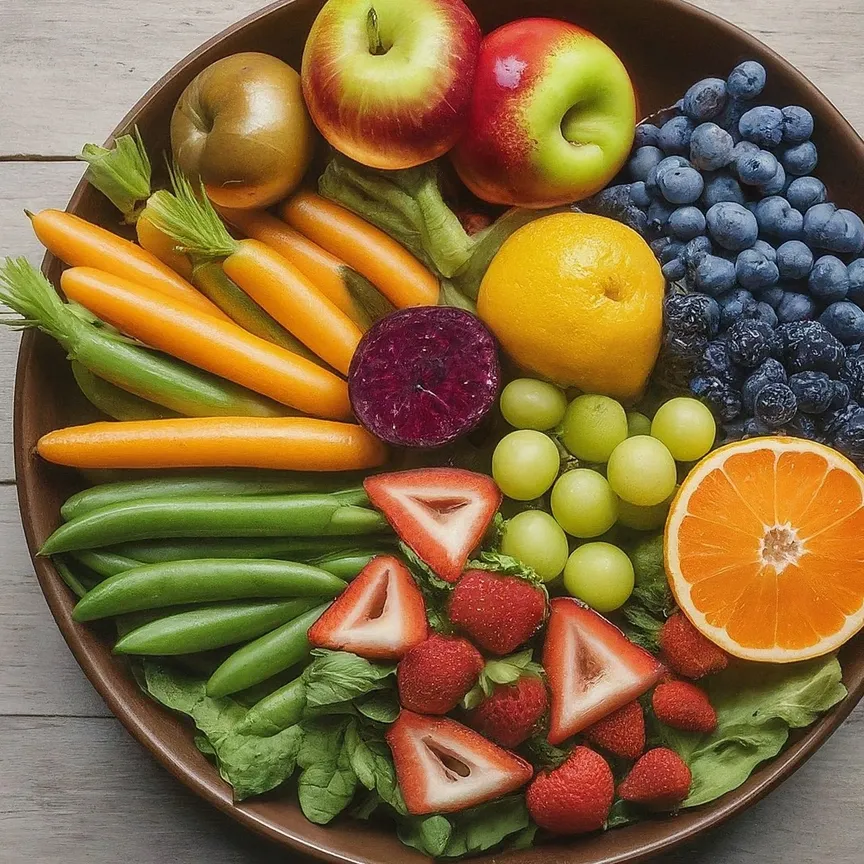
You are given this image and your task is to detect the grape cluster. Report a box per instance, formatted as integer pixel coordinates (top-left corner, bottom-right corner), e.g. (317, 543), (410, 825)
(597, 59), (864, 464)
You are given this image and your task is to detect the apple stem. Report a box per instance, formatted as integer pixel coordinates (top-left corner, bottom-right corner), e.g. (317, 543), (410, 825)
(366, 7), (386, 55)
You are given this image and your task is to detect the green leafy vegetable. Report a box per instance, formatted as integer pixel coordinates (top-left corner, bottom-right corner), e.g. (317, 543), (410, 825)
(356, 690), (401, 724)
(297, 716), (358, 824)
(621, 533), (674, 651)
(344, 721), (407, 814)
(302, 649), (395, 708)
(463, 650), (544, 710)
(79, 128), (151, 219)
(655, 655), (847, 807)
(399, 542), (454, 633)
(467, 550), (545, 588)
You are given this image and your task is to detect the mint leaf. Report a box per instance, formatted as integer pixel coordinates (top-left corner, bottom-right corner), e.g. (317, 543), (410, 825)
(656, 655), (847, 808)
(356, 690), (401, 724)
(303, 649), (395, 708)
(297, 717), (358, 825)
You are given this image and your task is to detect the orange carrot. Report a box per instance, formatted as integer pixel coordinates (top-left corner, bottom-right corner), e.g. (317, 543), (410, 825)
(60, 267), (351, 420)
(135, 213), (194, 280)
(37, 417), (387, 471)
(280, 191), (440, 308)
(29, 209), (227, 321)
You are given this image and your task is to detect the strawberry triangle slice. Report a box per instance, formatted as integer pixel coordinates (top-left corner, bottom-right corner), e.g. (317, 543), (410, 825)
(544, 598), (664, 745)
(364, 469), (502, 583)
(307, 555), (427, 660)
(386, 711), (533, 815)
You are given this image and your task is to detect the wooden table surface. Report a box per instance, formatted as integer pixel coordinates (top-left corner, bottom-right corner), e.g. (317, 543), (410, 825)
(0, 2), (862, 862)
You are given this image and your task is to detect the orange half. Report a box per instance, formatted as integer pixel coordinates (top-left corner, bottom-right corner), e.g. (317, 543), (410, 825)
(665, 436), (864, 662)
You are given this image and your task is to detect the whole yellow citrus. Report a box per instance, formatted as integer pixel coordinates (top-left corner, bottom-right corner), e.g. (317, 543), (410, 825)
(478, 212), (664, 403)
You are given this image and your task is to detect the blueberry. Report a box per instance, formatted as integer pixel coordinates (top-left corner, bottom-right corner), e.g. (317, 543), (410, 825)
(700, 339), (742, 384)
(689, 122), (734, 170)
(758, 162), (787, 197)
(743, 416), (774, 438)
(786, 176), (827, 213)
(821, 402), (860, 438)
(647, 201), (674, 231)
(727, 61), (767, 100)
(761, 286), (785, 309)
(682, 78), (728, 122)
(751, 239), (777, 262)
(833, 407), (864, 460)
(787, 412), (821, 441)
(830, 380), (852, 410)
(694, 254), (737, 295)
(662, 259), (686, 282)
(651, 237), (672, 257)
(658, 116), (696, 155)
(726, 318), (779, 367)
(754, 197), (804, 241)
(733, 140), (760, 159)
(777, 291), (817, 323)
(630, 181), (652, 209)
(664, 292), (721, 343)
(754, 383), (798, 428)
(779, 320), (826, 351)
(839, 356), (864, 396)
(739, 105), (785, 148)
(776, 240), (814, 280)
(701, 172), (746, 208)
(658, 240), (685, 264)
(634, 123), (662, 148)
(667, 206), (707, 240)
(753, 302), (779, 328)
(682, 236), (714, 264)
(781, 106), (814, 143)
(718, 288), (757, 330)
(780, 140), (818, 176)
(847, 259), (864, 304)
(716, 98), (746, 142)
(736, 248), (780, 290)
(742, 358), (788, 412)
(647, 155), (691, 196)
(658, 166), (705, 204)
(803, 204), (864, 255)
(819, 301), (864, 345)
(736, 149), (778, 186)
(787, 326), (846, 375)
(706, 202), (759, 251)
(721, 418), (747, 441)
(628, 145), (665, 181)
(689, 375), (742, 421)
(788, 371), (834, 413)
(809, 255), (850, 302)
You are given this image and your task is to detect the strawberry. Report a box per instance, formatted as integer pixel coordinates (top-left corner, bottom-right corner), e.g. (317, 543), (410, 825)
(307, 555), (427, 660)
(660, 612), (729, 679)
(386, 711), (533, 815)
(465, 675), (548, 748)
(652, 680), (717, 733)
(397, 634), (484, 714)
(526, 746), (614, 834)
(583, 701), (645, 760)
(543, 599), (664, 745)
(618, 747), (692, 809)
(449, 569), (547, 655)
(364, 468), (501, 583)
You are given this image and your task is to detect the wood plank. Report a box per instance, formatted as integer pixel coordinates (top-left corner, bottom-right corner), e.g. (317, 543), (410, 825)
(0, 709), (859, 863)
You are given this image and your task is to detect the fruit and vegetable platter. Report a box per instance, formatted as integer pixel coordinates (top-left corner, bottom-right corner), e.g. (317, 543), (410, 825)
(5, 0), (864, 860)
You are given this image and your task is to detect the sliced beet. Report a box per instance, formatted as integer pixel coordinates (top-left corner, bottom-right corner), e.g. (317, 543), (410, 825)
(349, 306), (500, 448)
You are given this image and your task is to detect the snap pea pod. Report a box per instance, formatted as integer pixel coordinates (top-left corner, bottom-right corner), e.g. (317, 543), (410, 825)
(61, 474), (368, 521)
(108, 537), (394, 564)
(74, 559), (347, 621)
(235, 677), (307, 736)
(70, 550), (141, 578)
(308, 551), (378, 581)
(53, 557), (92, 599)
(114, 599), (321, 655)
(71, 362), (178, 422)
(206, 602), (330, 697)
(40, 494), (389, 555)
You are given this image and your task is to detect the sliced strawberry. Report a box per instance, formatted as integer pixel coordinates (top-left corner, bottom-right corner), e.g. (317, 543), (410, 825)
(364, 468), (501, 582)
(386, 711), (533, 815)
(307, 555), (427, 660)
(544, 599), (664, 745)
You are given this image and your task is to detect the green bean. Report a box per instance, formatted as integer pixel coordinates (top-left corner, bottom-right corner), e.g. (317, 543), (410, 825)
(107, 537), (394, 564)
(40, 494), (389, 555)
(206, 602), (330, 697)
(53, 557), (91, 599)
(61, 474), (367, 521)
(71, 362), (178, 421)
(236, 678), (307, 736)
(74, 559), (347, 621)
(309, 551), (378, 581)
(70, 550), (141, 578)
(114, 599), (321, 656)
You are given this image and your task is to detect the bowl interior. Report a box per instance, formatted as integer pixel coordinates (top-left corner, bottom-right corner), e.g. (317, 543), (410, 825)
(14, 1), (864, 863)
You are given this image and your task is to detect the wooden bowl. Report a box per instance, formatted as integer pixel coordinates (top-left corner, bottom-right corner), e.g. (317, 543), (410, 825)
(14, 1), (864, 862)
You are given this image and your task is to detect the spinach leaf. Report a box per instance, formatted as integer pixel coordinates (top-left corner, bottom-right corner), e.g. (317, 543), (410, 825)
(297, 717), (358, 825)
(621, 533), (674, 651)
(302, 649), (395, 708)
(344, 721), (407, 814)
(398, 815), (453, 858)
(356, 690), (401, 724)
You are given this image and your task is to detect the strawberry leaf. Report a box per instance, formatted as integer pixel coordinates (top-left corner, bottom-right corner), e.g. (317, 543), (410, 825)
(467, 550), (546, 589)
(461, 651), (544, 710)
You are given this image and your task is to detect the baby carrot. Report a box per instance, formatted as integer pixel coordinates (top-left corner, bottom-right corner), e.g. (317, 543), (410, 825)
(60, 267), (351, 419)
(36, 416), (388, 471)
(28, 209), (227, 320)
(280, 191), (440, 308)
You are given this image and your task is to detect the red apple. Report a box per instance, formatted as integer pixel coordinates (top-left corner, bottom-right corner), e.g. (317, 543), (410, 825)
(451, 18), (637, 208)
(301, 0), (481, 170)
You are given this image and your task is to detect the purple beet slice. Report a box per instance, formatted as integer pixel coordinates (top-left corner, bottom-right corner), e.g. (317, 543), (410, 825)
(349, 306), (500, 448)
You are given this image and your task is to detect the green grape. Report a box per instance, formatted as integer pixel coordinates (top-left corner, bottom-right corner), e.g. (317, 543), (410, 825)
(626, 411), (652, 438)
(617, 489), (675, 531)
(561, 395), (628, 462)
(551, 469), (619, 538)
(651, 397), (717, 462)
(492, 430), (560, 501)
(500, 378), (568, 431)
(563, 542), (635, 612)
(501, 510), (570, 582)
(607, 435), (677, 506)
